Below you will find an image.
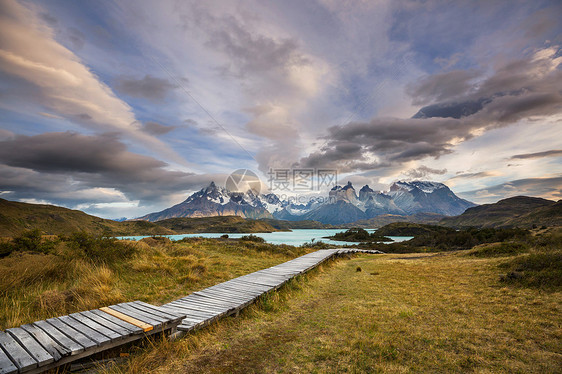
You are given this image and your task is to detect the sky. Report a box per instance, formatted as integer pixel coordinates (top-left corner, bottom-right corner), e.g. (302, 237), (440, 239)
(0, 0), (561, 219)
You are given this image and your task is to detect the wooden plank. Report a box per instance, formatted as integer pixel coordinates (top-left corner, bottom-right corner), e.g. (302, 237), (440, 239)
(126, 303), (178, 322)
(0, 331), (37, 372)
(70, 313), (123, 340)
(7, 327), (54, 368)
(32, 320), (85, 355)
(181, 294), (237, 308)
(90, 310), (143, 335)
(135, 301), (185, 318)
(99, 307), (153, 333)
(69, 313), (121, 341)
(79, 311), (132, 337)
(131, 302), (185, 321)
(115, 304), (167, 324)
(158, 306), (212, 322)
(169, 300), (229, 314)
(107, 305), (162, 326)
(0, 346), (17, 374)
(57, 316), (110, 346)
(20, 324), (69, 361)
(165, 304), (218, 319)
(192, 291), (248, 305)
(196, 289), (252, 302)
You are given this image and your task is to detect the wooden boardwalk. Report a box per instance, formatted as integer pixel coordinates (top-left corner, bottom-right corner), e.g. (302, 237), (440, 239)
(0, 248), (381, 373)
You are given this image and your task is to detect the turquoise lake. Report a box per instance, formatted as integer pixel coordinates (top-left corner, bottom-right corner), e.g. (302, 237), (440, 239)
(118, 229), (413, 247)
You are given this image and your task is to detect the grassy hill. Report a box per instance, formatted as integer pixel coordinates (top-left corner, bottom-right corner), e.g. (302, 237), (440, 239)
(155, 216), (280, 233)
(440, 196), (560, 228)
(349, 212), (446, 228)
(0, 198), (173, 237)
(258, 218), (335, 230)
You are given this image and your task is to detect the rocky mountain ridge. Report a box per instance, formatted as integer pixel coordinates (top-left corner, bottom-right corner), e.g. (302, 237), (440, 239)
(138, 180), (476, 224)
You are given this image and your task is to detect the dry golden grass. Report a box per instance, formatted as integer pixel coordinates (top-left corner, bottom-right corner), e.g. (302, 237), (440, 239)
(102, 252), (561, 374)
(0, 237), (303, 330)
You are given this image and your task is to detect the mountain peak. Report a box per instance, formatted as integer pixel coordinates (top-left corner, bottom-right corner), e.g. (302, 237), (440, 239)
(391, 180), (447, 194)
(342, 181), (354, 190)
(360, 185), (374, 193)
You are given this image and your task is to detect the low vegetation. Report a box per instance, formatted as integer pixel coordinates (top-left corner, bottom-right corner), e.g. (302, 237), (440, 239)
(100, 232), (561, 373)
(328, 228), (392, 242)
(156, 216), (280, 233)
(0, 231), (310, 330)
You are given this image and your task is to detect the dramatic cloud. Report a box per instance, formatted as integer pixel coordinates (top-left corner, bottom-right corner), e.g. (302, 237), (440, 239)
(0, 0), (185, 164)
(458, 176), (562, 203)
(0, 132), (216, 205)
(404, 165), (447, 179)
(407, 69), (481, 106)
(114, 74), (177, 102)
(510, 149), (562, 160)
(299, 46), (562, 173)
(140, 121), (176, 136)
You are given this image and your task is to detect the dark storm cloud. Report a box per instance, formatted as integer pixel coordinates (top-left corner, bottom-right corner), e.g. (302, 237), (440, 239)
(114, 74), (178, 102)
(0, 132), (211, 205)
(510, 149), (562, 160)
(299, 47), (562, 172)
(407, 69), (481, 106)
(141, 121), (176, 136)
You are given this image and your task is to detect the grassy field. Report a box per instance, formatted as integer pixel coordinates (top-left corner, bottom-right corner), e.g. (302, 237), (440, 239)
(101, 244), (561, 373)
(0, 235), (307, 330)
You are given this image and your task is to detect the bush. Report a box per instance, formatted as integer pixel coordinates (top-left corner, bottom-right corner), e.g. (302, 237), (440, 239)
(0, 229), (56, 256)
(499, 251), (562, 290)
(468, 242), (529, 257)
(61, 232), (136, 264)
(239, 234), (265, 243)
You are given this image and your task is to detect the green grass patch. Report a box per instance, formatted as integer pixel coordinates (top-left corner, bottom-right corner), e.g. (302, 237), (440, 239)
(499, 251), (562, 290)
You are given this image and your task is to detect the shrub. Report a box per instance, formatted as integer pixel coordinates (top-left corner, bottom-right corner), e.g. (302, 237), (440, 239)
(61, 232), (136, 264)
(499, 251), (562, 290)
(468, 242), (529, 257)
(239, 234), (265, 243)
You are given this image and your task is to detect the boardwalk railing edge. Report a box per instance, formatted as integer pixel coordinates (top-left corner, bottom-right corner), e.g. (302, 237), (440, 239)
(0, 248), (382, 374)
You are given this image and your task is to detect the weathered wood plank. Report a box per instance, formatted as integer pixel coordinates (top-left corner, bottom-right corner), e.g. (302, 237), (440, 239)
(79, 311), (132, 337)
(0, 345), (17, 374)
(168, 300), (229, 314)
(7, 327), (55, 367)
(108, 305), (162, 326)
(69, 313), (121, 340)
(20, 324), (69, 360)
(33, 320), (86, 354)
(134, 301), (185, 319)
(0, 331), (37, 372)
(99, 307), (152, 332)
(57, 316), (110, 345)
(90, 310), (143, 335)
(116, 303), (170, 324)
(130, 302), (184, 322)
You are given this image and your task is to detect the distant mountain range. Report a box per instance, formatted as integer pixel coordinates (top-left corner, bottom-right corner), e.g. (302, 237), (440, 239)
(138, 180), (476, 224)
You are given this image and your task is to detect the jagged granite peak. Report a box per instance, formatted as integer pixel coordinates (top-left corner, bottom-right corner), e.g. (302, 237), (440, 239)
(358, 185), (375, 202)
(138, 180), (476, 224)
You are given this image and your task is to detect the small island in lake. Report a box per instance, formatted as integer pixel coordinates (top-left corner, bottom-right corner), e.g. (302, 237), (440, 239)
(326, 228), (393, 243)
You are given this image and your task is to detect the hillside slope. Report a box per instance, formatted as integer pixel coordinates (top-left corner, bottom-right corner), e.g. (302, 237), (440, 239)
(155, 216), (279, 233)
(0, 198), (174, 236)
(440, 196), (561, 228)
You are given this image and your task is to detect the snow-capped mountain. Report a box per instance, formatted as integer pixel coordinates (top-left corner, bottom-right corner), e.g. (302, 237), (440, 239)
(137, 180), (476, 224)
(137, 182), (274, 221)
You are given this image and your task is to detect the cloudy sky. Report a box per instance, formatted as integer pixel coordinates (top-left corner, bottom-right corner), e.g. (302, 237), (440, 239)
(0, 0), (561, 218)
